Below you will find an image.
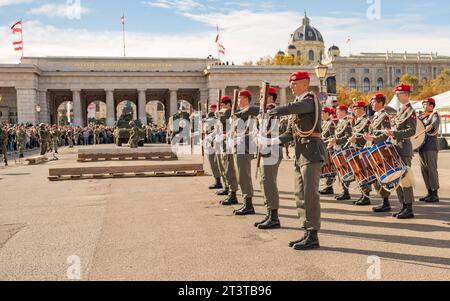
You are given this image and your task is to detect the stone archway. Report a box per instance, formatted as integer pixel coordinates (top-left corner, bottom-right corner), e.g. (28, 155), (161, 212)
(146, 100), (166, 127)
(56, 101), (74, 126)
(0, 87), (17, 124)
(116, 100), (138, 122)
(87, 100), (107, 125)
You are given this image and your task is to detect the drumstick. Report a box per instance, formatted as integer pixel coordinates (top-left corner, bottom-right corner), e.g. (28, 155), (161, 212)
(413, 129), (428, 139)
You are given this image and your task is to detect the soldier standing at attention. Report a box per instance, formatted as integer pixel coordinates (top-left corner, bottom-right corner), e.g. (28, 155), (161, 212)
(232, 90), (257, 216)
(267, 71), (326, 250)
(50, 125), (60, 154)
(218, 96), (239, 206)
(128, 121), (139, 148)
(348, 101), (372, 206)
(215, 97), (232, 197)
(15, 124), (26, 158)
(319, 106), (336, 195)
(67, 127), (74, 148)
(205, 104), (223, 190)
(254, 87), (283, 229)
(0, 124), (8, 166)
(38, 123), (49, 156)
(369, 84), (417, 219)
(418, 98), (441, 203)
(94, 126), (100, 145)
(328, 105), (353, 201)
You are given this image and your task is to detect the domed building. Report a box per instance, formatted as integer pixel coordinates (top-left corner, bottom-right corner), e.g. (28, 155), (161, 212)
(286, 11), (325, 65)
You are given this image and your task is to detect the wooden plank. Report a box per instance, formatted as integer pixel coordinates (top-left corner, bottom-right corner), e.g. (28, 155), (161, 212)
(26, 156), (48, 165)
(49, 164), (204, 177)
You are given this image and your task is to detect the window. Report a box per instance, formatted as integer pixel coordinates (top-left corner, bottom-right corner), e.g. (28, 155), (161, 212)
(396, 68), (402, 74)
(363, 78), (371, 92)
(377, 69), (384, 74)
(376, 78), (384, 91)
(364, 68), (370, 74)
(407, 67), (415, 74)
(297, 51), (301, 57)
(308, 31), (313, 38)
(349, 78), (357, 89)
(350, 68), (356, 74)
(395, 77), (401, 86)
(308, 50), (315, 61)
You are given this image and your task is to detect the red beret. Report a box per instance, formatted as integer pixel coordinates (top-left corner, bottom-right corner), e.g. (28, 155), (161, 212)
(395, 83), (412, 92)
(268, 87), (278, 95)
(337, 105), (348, 111)
(221, 96), (231, 103)
(289, 71), (310, 83)
(372, 93), (386, 100)
(239, 90), (252, 97)
(209, 104), (218, 109)
(322, 106), (333, 114)
(423, 98), (436, 105)
(352, 101), (366, 109)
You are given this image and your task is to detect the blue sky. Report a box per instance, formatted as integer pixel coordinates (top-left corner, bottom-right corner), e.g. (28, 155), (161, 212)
(1, 0), (450, 63)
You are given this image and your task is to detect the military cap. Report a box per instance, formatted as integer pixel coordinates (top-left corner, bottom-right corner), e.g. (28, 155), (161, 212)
(423, 97), (436, 106)
(209, 104), (218, 109)
(322, 106), (333, 114)
(289, 71), (310, 83)
(268, 87), (278, 95)
(352, 101), (366, 109)
(337, 105), (349, 111)
(395, 83), (412, 92)
(239, 90), (252, 97)
(221, 96), (232, 103)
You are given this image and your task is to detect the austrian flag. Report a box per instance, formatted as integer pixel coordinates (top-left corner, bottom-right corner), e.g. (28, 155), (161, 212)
(11, 20), (23, 52)
(218, 44), (225, 55)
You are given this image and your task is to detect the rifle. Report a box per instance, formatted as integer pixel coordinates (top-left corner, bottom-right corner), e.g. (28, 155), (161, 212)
(255, 81), (270, 179)
(230, 89), (240, 153)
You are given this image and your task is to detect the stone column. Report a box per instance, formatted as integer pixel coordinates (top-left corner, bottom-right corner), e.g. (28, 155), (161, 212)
(279, 86), (288, 106)
(199, 89), (208, 113)
(106, 90), (115, 127)
(37, 90), (50, 124)
(16, 88), (38, 125)
(138, 90), (147, 125)
(208, 88), (221, 107)
(72, 89), (82, 127)
(169, 89), (178, 117)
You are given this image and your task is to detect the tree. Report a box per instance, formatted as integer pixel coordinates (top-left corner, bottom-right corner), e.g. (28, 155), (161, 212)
(253, 51), (306, 66)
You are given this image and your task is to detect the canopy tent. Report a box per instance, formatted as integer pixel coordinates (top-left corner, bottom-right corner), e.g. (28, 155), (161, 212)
(388, 90), (450, 111)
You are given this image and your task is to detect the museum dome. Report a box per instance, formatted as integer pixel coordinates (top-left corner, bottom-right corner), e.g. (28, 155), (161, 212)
(289, 12), (324, 43)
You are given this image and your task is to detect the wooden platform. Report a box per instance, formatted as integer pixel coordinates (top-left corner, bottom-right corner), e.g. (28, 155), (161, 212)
(48, 164), (205, 181)
(77, 148), (178, 162)
(26, 156), (48, 165)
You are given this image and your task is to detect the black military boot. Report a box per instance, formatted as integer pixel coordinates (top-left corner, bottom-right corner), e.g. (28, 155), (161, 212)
(288, 230), (308, 248)
(425, 190), (440, 203)
(220, 192), (238, 206)
(373, 198), (391, 213)
(216, 187), (229, 196)
(420, 189), (432, 202)
(254, 210), (270, 227)
(319, 186), (334, 195)
(397, 204), (415, 219)
(234, 198), (255, 215)
(293, 230), (320, 251)
(209, 178), (223, 190)
(355, 195), (371, 206)
(19, 154), (24, 158)
(258, 210), (281, 229)
(335, 188), (351, 201)
(392, 204), (407, 218)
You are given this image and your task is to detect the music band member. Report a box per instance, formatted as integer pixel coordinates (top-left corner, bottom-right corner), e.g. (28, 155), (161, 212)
(319, 106), (336, 195)
(418, 97), (441, 203)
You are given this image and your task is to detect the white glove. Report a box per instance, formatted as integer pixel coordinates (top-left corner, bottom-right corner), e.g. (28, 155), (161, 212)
(257, 135), (280, 146)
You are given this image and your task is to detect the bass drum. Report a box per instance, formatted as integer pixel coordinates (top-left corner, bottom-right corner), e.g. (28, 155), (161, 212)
(411, 119), (426, 151)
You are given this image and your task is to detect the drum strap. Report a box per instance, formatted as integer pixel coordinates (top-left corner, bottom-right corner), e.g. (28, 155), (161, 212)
(371, 112), (389, 130)
(395, 108), (415, 128)
(335, 118), (351, 135)
(426, 112), (441, 137)
(290, 92), (320, 138)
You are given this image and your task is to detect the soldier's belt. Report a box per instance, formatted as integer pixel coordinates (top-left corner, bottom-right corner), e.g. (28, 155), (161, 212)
(294, 132), (321, 139)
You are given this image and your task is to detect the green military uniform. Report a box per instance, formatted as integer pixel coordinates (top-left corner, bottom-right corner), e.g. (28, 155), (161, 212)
(128, 123), (139, 148)
(204, 112), (223, 189)
(38, 125), (49, 156)
(50, 127), (60, 154)
(279, 117), (291, 159)
(333, 114), (353, 199)
(320, 117), (336, 192)
(367, 107), (393, 212)
(378, 103), (417, 218)
(67, 128), (74, 148)
(269, 90), (326, 250)
(74, 129), (80, 146)
(0, 127), (8, 165)
(94, 128), (100, 145)
(218, 108), (239, 205)
(418, 111), (441, 202)
(15, 127), (26, 158)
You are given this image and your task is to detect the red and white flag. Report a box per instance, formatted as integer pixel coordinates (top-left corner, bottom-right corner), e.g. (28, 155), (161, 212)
(218, 44), (225, 55)
(11, 20), (23, 52)
(121, 14), (125, 25)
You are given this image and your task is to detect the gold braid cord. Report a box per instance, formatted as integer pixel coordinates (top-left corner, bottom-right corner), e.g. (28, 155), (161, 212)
(289, 92), (320, 140)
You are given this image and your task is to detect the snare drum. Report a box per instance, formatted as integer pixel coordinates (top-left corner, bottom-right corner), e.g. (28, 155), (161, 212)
(321, 149), (336, 179)
(366, 141), (406, 186)
(332, 146), (357, 183)
(346, 148), (377, 188)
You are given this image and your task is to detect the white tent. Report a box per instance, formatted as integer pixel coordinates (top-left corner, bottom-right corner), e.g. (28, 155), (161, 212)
(388, 90), (450, 111)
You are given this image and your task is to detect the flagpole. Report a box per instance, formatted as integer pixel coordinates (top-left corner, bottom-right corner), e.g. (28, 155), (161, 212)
(122, 14), (126, 57)
(20, 19), (24, 59)
(216, 24), (220, 62)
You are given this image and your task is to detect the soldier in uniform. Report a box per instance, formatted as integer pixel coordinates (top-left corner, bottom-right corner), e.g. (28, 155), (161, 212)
(319, 106), (336, 195)
(418, 97), (441, 203)
(204, 104), (223, 190)
(217, 96), (239, 206)
(328, 105), (353, 201)
(363, 93), (394, 213)
(94, 126), (100, 145)
(0, 123), (8, 166)
(215, 97), (232, 197)
(128, 121), (139, 148)
(267, 71), (326, 250)
(15, 124), (26, 158)
(38, 123), (49, 156)
(50, 125), (60, 154)
(67, 127), (74, 148)
(232, 90), (257, 216)
(371, 84), (417, 219)
(348, 101), (372, 205)
(279, 117), (291, 159)
(254, 87), (283, 229)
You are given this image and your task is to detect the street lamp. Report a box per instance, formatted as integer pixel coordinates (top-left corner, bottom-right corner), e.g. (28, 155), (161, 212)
(315, 62), (329, 93)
